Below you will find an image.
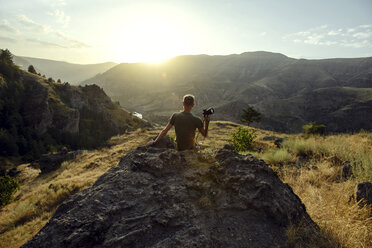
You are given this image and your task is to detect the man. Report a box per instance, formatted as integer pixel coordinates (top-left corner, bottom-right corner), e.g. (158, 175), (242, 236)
(147, 94), (210, 150)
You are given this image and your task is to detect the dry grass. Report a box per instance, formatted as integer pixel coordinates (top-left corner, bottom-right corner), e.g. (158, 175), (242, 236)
(280, 163), (372, 248)
(0, 128), (158, 248)
(0, 122), (371, 248)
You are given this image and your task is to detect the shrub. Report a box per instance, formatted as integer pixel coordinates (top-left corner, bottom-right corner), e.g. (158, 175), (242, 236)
(302, 122), (326, 135)
(261, 148), (293, 164)
(229, 126), (256, 152)
(27, 65), (37, 74)
(0, 175), (20, 207)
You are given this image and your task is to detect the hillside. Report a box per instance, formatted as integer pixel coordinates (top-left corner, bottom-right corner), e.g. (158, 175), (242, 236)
(13, 56), (117, 84)
(0, 122), (370, 247)
(81, 51), (372, 133)
(0, 50), (148, 169)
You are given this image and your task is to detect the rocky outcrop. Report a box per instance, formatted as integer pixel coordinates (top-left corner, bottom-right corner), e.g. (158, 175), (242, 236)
(356, 182), (372, 207)
(24, 146), (318, 248)
(38, 150), (82, 174)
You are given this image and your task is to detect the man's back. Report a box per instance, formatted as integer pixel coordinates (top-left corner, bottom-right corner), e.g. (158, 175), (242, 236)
(170, 112), (203, 150)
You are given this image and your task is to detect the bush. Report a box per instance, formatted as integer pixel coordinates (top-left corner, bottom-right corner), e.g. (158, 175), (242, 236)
(302, 122), (326, 135)
(229, 126), (256, 152)
(261, 148), (293, 164)
(0, 175), (20, 207)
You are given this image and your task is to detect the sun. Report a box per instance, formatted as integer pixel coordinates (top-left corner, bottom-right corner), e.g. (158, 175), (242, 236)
(112, 11), (191, 63)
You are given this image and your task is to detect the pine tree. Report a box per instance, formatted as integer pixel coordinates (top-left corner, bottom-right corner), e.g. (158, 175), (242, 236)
(241, 106), (261, 125)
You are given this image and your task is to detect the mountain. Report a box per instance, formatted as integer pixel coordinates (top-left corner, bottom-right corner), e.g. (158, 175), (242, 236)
(81, 51), (372, 133)
(13, 56), (117, 84)
(0, 51), (148, 165)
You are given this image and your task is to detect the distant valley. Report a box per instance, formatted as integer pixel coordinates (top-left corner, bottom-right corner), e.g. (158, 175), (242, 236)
(81, 51), (372, 133)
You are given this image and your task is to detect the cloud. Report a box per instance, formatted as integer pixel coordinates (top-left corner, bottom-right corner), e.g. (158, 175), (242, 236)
(48, 10), (70, 27)
(17, 15), (50, 33)
(285, 24), (372, 48)
(353, 32), (372, 39)
(0, 36), (17, 43)
(55, 31), (90, 48)
(0, 20), (18, 33)
(26, 38), (66, 48)
(14, 15), (89, 49)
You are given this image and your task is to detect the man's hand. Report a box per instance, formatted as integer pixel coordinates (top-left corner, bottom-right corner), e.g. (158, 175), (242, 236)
(204, 115), (211, 122)
(147, 140), (155, 146)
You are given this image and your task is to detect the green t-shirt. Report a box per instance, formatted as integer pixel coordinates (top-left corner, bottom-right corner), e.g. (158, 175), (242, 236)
(169, 112), (203, 150)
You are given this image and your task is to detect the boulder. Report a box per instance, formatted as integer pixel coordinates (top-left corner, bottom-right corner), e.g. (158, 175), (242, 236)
(355, 182), (372, 207)
(38, 151), (82, 174)
(274, 137), (288, 148)
(24, 147), (318, 248)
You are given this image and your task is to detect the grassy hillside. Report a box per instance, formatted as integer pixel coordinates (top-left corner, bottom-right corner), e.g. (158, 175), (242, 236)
(0, 122), (371, 248)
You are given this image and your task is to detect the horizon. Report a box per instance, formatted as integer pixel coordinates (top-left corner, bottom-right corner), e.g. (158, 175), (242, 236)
(1, 0), (371, 64)
(10, 50), (372, 65)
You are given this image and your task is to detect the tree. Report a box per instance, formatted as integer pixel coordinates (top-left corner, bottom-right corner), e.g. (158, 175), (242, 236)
(241, 106), (261, 125)
(0, 49), (13, 64)
(28, 65), (37, 74)
(302, 122), (326, 135)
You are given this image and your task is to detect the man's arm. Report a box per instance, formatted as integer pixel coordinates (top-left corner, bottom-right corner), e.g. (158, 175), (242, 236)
(147, 123), (173, 146)
(198, 115), (210, 138)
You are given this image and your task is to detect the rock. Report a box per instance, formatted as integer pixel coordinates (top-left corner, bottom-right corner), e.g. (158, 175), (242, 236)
(7, 167), (21, 177)
(38, 151), (82, 174)
(222, 144), (234, 150)
(261, 135), (279, 141)
(24, 147), (318, 248)
(340, 161), (353, 180)
(274, 137), (288, 148)
(355, 182), (372, 207)
(152, 135), (176, 149)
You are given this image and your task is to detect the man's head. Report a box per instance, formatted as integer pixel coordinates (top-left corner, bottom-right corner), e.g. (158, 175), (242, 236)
(182, 94), (195, 111)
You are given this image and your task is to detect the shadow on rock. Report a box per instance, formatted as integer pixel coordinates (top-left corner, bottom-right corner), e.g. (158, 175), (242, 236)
(24, 146), (333, 248)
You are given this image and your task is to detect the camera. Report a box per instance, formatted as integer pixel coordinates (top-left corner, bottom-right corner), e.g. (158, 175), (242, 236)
(203, 107), (215, 116)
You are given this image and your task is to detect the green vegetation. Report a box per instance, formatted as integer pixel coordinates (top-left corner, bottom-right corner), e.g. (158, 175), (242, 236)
(229, 126), (256, 152)
(281, 134), (372, 181)
(0, 176), (20, 207)
(261, 148), (293, 165)
(302, 121), (326, 135)
(27, 65), (37, 74)
(241, 106), (261, 125)
(0, 49), (136, 162)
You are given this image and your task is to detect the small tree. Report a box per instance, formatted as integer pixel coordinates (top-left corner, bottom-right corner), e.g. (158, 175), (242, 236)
(241, 106), (261, 125)
(57, 79), (61, 83)
(0, 175), (20, 207)
(28, 65), (37, 74)
(0, 49), (13, 64)
(229, 126), (256, 152)
(302, 122), (326, 135)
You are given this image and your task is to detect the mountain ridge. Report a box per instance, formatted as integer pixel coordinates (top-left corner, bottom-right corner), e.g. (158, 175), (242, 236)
(81, 51), (372, 133)
(13, 55), (117, 84)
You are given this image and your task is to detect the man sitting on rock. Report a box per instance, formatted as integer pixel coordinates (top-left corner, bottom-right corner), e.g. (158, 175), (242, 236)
(147, 94), (210, 151)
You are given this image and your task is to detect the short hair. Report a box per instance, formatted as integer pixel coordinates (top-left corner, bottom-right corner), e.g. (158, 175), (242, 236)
(183, 94), (195, 106)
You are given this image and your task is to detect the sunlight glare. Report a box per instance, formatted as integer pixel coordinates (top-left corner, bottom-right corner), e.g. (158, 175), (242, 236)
(112, 11), (191, 63)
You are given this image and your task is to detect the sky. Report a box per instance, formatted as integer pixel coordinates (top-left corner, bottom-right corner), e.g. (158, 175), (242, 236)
(0, 0), (371, 64)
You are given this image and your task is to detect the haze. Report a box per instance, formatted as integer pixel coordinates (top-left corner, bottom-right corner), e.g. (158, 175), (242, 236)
(0, 0), (371, 63)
